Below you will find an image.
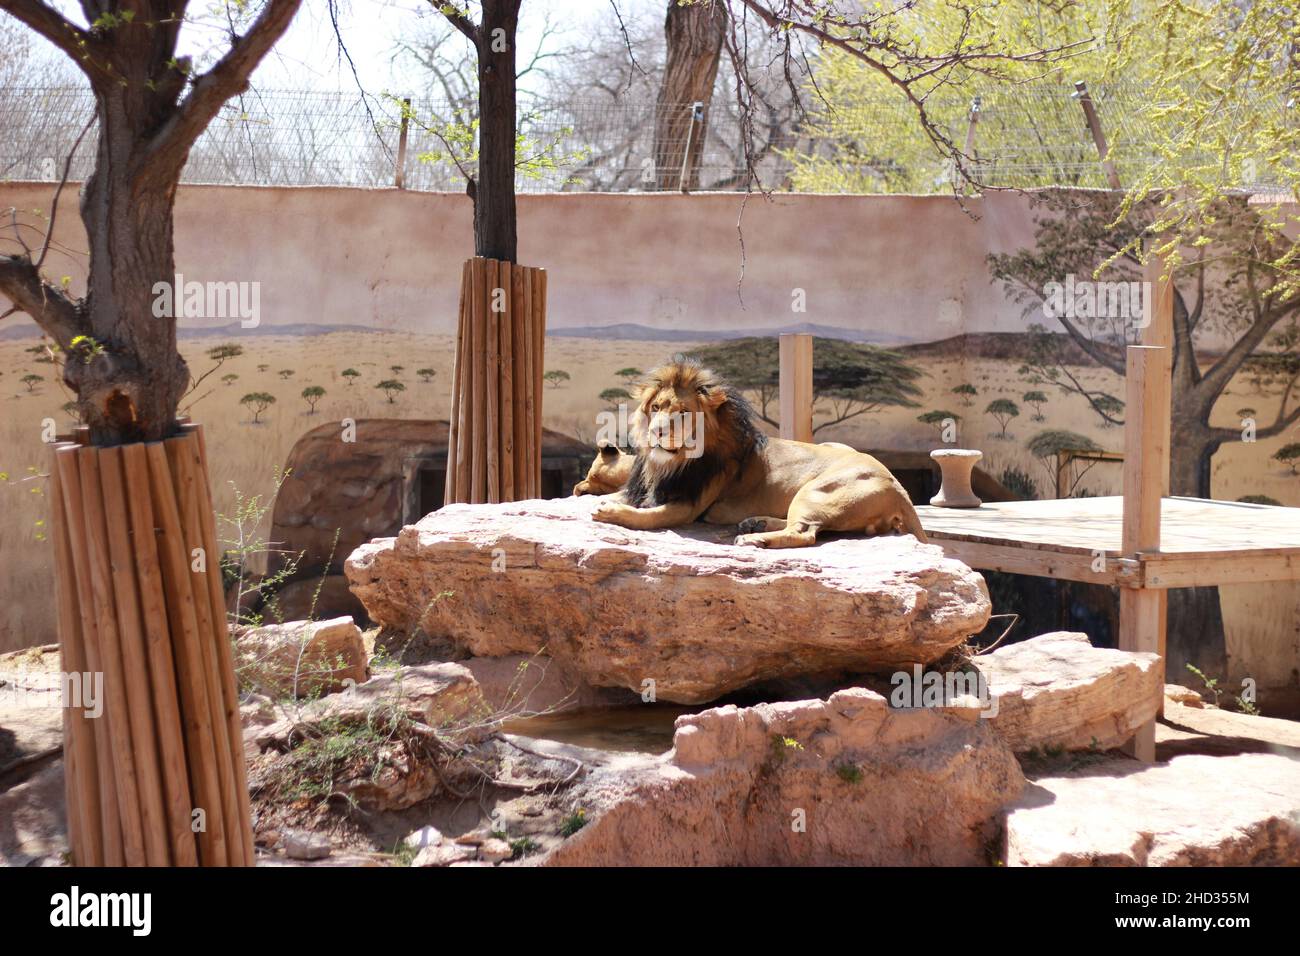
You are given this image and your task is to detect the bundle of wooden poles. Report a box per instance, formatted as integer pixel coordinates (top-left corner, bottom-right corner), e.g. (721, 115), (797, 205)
(445, 256), (548, 504)
(50, 423), (254, 866)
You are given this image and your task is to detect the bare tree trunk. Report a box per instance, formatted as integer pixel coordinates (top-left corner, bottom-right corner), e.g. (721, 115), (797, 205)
(71, 88), (191, 444)
(654, 0), (727, 191)
(474, 0), (521, 261)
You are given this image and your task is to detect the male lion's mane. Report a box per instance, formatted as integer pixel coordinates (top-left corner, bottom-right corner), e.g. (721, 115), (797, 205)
(623, 360), (767, 508)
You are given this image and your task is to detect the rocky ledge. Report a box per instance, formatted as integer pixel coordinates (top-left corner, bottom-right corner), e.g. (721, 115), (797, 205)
(345, 496), (991, 704)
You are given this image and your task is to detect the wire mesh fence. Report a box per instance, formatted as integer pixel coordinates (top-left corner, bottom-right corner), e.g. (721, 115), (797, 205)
(0, 82), (1290, 194)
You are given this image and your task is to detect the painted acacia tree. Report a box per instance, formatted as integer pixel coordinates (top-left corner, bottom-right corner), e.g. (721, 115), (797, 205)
(0, 0), (301, 444)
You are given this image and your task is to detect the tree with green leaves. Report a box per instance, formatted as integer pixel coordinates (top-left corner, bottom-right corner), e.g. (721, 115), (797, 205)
(221, 373), (239, 386)
(20, 372), (42, 392)
(341, 368), (360, 386)
(376, 379), (405, 404)
(241, 392), (276, 424)
(278, 369), (295, 381)
(543, 369), (570, 389)
(689, 336), (923, 436)
(990, 191), (1300, 495)
(985, 398), (1019, 439)
(301, 385), (325, 413)
(615, 367), (643, 386)
(417, 368), (437, 384)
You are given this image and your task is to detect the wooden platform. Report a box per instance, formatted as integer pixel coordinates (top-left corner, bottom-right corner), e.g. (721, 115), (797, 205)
(916, 496), (1300, 590)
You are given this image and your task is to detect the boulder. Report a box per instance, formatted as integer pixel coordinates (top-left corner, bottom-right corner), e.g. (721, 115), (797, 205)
(251, 662), (490, 752)
(1004, 753), (1300, 866)
(234, 616), (367, 699)
(268, 576), (370, 627)
(413, 842), (477, 867)
(974, 632), (1162, 753)
(283, 830), (332, 861)
(346, 497), (991, 705)
(1164, 684), (1205, 708)
(540, 687), (1024, 866)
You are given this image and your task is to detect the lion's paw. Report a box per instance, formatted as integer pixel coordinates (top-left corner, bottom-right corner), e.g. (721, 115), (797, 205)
(736, 517), (768, 535)
(591, 501), (626, 525)
(733, 533), (770, 548)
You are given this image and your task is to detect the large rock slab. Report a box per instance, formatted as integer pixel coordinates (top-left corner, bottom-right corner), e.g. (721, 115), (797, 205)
(539, 687), (1024, 866)
(345, 497), (991, 704)
(976, 631), (1162, 753)
(1005, 753), (1300, 866)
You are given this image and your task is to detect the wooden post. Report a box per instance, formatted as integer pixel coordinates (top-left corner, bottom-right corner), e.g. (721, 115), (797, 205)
(533, 267), (547, 496)
(779, 333), (814, 442)
(486, 259), (501, 504)
(445, 258), (547, 504)
(1112, 310), (1175, 759)
(395, 97), (410, 189)
(1074, 81), (1122, 190)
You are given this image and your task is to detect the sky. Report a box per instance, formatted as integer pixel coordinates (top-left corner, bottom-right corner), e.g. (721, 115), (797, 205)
(17, 0), (659, 95)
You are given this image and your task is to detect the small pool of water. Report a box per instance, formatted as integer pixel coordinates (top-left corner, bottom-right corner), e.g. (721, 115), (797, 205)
(501, 705), (697, 754)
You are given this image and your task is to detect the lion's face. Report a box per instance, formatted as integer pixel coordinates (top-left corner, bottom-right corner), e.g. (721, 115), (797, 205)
(631, 363), (727, 472)
(573, 442), (634, 495)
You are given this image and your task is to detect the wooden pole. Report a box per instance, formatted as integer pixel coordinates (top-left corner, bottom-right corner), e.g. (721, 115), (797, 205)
(533, 267), (547, 496)
(779, 333), (814, 442)
(146, 441), (228, 866)
(167, 435), (244, 865)
(446, 260), (469, 505)
(181, 424), (257, 865)
(445, 257), (546, 503)
(1120, 342), (1169, 763)
(55, 446), (125, 865)
(486, 259), (501, 503)
(48, 443), (102, 866)
(470, 257), (489, 503)
(98, 445), (171, 867)
(121, 442), (199, 866)
(499, 261), (516, 503)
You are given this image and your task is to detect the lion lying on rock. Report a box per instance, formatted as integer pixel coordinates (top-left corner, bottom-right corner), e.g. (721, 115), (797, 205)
(583, 359), (927, 548)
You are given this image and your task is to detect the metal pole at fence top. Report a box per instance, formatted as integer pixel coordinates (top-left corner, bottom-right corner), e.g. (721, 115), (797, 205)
(395, 96), (411, 190)
(679, 100), (704, 194)
(1073, 81), (1122, 190)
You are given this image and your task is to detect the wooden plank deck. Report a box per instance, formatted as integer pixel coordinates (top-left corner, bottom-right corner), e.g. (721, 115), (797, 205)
(916, 496), (1300, 589)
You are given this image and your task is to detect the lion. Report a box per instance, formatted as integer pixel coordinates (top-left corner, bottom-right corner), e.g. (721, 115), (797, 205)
(589, 358), (928, 548)
(573, 441), (635, 496)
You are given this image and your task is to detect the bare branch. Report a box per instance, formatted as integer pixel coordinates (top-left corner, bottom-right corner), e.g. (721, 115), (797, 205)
(141, 0), (303, 179)
(0, 253), (86, 345)
(437, 1), (481, 44)
(0, 0), (98, 73)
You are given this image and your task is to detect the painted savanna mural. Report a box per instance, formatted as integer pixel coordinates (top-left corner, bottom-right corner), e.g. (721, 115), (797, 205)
(1, 186), (1296, 697)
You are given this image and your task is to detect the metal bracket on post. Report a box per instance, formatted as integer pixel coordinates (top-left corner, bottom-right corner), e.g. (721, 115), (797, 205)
(679, 100), (704, 194)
